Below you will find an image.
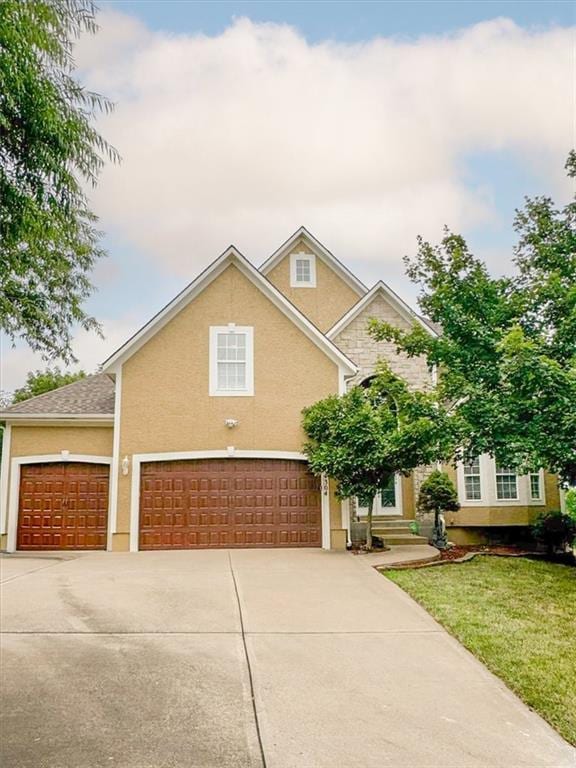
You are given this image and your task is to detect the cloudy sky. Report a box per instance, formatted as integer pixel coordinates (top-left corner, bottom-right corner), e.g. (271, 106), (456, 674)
(1, 0), (574, 393)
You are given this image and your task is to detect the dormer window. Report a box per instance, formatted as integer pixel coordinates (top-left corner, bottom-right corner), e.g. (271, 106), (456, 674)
(290, 252), (316, 288)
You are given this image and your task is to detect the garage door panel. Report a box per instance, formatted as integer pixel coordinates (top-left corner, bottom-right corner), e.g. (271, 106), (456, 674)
(17, 463), (109, 551)
(139, 459), (322, 550)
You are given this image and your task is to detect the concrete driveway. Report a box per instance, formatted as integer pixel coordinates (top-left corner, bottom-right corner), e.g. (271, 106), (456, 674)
(0, 549), (573, 768)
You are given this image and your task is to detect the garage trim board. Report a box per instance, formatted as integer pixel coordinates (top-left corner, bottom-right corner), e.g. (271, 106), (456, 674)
(6, 454), (113, 552)
(129, 450), (331, 552)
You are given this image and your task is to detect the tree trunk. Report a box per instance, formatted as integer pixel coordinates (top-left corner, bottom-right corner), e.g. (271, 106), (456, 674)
(366, 496), (374, 550)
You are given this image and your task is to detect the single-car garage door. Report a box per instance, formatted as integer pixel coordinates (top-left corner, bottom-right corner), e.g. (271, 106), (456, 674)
(18, 462), (109, 550)
(139, 458), (322, 549)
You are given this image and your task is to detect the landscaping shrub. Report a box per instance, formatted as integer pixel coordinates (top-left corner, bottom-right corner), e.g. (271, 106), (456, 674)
(532, 510), (576, 556)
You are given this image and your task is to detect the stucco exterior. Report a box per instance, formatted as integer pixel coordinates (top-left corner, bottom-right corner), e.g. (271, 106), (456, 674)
(10, 425), (113, 458)
(114, 262), (344, 544)
(265, 239), (361, 332)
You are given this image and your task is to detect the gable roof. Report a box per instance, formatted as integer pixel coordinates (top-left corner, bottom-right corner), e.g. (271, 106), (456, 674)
(0, 374), (115, 420)
(102, 246), (358, 375)
(259, 226), (368, 297)
(326, 280), (440, 340)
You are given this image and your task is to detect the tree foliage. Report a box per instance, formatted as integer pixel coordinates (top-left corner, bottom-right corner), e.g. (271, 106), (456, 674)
(12, 366), (86, 403)
(369, 153), (576, 485)
(0, 0), (118, 361)
(417, 470), (459, 548)
(302, 362), (458, 548)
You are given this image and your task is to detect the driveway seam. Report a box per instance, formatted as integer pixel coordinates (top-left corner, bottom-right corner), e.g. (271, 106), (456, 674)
(228, 552), (267, 768)
(0, 556), (80, 585)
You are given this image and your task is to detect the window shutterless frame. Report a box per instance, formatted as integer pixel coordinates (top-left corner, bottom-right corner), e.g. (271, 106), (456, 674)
(209, 325), (254, 396)
(495, 464), (519, 501)
(289, 252), (316, 288)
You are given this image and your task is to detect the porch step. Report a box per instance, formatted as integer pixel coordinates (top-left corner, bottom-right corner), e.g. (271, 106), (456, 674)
(372, 526), (416, 536)
(371, 519), (411, 528)
(372, 532), (429, 546)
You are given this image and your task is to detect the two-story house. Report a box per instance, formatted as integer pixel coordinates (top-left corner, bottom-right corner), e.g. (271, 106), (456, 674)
(0, 227), (560, 552)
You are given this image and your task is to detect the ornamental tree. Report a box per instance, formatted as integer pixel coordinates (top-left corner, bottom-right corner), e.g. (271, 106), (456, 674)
(417, 470), (459, 549)
(302, 362), (458, 549)
(0, 0), (118, 360)
(369, 153), (576, 486)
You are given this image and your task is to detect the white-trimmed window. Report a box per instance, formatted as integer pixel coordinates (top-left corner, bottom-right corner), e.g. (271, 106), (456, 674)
(209, 325), (254, 396)
(495, 464), (518, 500)
(529, 472), (543, 501)
(463, 457), (482, 500)
(457, 455), (546, 506)
(290, 252), (316, 288)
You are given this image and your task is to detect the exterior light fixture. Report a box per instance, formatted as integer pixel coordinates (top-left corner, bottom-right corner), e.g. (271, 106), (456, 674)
(224, 418), (239, 428)
(121, 455), (130, 475)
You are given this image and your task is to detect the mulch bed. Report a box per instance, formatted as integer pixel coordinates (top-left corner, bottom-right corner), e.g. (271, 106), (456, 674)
(380, 544), (544, 570)
(438, 544), (537, 561)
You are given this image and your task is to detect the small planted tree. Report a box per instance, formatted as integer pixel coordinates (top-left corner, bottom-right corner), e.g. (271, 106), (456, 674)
(417, 470), (460, 549)
(302, 362), (458, 549)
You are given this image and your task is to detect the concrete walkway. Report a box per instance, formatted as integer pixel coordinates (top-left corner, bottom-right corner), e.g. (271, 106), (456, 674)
(0, 549), (573, 768)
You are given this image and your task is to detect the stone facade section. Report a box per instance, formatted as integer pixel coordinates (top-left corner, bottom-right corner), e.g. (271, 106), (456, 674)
(333, 292), (432, 390)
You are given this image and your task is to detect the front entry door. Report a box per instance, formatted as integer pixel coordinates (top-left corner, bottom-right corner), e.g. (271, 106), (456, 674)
(357, 474), (402, 518)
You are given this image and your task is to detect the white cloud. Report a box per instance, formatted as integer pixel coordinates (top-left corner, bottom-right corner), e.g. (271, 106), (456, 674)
(74, 13), (573, 278)
(4, 13), (572, 394)
(0, 315), (142, 394)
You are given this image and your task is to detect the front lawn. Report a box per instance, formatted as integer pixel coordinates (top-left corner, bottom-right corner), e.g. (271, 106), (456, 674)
(385, 557), (576, 745)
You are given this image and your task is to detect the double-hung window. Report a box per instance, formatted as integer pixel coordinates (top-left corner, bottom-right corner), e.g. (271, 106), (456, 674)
(209, 326), (254, 396)
(290, 252), (316, 287)
(495, 463), (518, 500)
(463, 457), (482, 500)
(529, 472), (543, 501)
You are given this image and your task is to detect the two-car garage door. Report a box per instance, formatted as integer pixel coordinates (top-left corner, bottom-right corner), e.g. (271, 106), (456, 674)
(16, 458), (321, 551)
(139, 458), (322, 549)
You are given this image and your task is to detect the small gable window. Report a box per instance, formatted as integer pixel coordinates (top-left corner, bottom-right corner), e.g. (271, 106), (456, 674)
(290, 252), (316, 288)
(209, 325), (254, 396)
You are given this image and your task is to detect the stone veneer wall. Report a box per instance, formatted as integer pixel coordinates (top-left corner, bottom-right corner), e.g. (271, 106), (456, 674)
(334, 292), (435, 519)
(334, 293), (432, 390)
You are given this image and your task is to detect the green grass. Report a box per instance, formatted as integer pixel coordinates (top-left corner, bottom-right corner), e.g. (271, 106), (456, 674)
(385, 557), (576, 745)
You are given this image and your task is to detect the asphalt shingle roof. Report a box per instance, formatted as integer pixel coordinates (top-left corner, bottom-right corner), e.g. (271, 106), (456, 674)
(1, 374), (115, 416)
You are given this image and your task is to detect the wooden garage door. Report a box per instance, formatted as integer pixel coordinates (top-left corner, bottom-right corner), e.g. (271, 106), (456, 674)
(140, 459), (322, 549)
(18, 463), (109, 550)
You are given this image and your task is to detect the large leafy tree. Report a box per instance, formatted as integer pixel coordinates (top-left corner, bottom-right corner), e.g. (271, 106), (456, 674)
(12, 366), (86, 403)
(302, 362), (458, 548)
(0, 0), (118, 361)
(369, 153), (576, 485)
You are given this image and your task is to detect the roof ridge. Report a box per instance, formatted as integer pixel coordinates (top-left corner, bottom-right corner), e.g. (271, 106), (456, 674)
(259, 226), (368, 295)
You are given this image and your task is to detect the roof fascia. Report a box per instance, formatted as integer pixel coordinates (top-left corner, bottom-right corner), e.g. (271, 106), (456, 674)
(259, 226), (368, 296)
(327, 281), (439, 340)
(0, 414), (114, 424)
(102, 246), (357, 375)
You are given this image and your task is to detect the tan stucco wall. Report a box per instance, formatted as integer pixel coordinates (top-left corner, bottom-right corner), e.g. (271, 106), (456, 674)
(116, 263), (341, 534)
(10, 425), (113, 458)
(446, 505), (549, 527)
(265, 239), (361, 332)
(334, 293), (431, 390)
(401, 474), (416, 519)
